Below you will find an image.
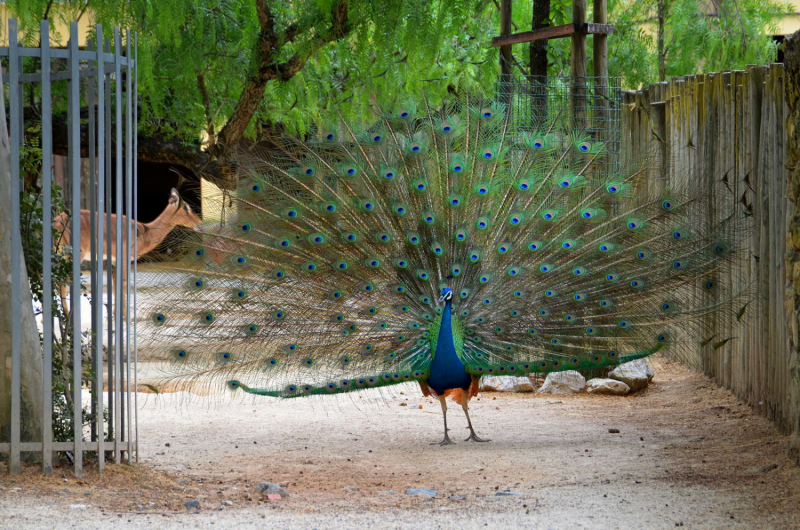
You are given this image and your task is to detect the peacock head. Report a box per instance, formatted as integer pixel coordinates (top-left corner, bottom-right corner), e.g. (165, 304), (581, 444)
(437, 287), (453, 304)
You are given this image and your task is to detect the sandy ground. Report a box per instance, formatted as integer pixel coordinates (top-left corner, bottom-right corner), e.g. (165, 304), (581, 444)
(1, 359), (799, 529)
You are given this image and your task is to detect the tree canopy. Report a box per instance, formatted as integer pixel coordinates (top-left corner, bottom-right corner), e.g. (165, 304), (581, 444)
(8, 0), (781, 183)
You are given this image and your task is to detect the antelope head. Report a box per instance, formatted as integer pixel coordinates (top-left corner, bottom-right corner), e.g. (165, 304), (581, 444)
(167, 188), (202, 231)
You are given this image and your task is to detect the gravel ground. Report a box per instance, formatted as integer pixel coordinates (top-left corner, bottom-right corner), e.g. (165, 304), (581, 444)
(1, 359), (799, 529)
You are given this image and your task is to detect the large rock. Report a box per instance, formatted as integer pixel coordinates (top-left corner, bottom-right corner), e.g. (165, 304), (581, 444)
(609, 360), (651, 392)
(537, 371), (586, 394)
(480, 375), (535, 392)
(587, 378), (631, 395)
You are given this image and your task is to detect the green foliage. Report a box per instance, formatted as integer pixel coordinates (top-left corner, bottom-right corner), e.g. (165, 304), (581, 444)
(6, 0), (783, 144)
(610, 0), (782, 88)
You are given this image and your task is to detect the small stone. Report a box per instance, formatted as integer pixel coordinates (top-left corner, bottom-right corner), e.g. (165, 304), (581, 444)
(608, 428), (620, 434)
(400, 403), (407, 406)
(343, 485), (360, 492)
(165, 443), (170, 447)
(449, 495), (467, 500)
(406, 488), (437, 496)
(185, 500), (200, 509)
(223, 500), (233, 506)
(378, 490), (396, 495)
(496, 491), (520, 496)
(255, 482), (291, 498)
(69, 504), (89, 510)
(278, 481), (290, 488)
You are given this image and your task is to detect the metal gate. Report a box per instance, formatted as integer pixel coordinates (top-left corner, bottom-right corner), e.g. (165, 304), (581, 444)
(0, 19), (138, 477)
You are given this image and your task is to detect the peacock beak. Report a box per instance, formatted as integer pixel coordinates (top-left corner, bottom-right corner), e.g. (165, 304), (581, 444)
(437, 293), (448, 304)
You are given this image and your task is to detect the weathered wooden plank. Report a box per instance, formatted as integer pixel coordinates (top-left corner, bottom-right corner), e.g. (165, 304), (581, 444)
(490, 23), (615, 47)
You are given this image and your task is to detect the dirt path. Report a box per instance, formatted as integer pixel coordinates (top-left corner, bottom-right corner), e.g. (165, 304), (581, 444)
(1, 359), (799, 529)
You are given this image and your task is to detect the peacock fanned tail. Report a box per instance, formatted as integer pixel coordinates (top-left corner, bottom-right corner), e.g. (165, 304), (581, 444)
(138, 96), (750, 398)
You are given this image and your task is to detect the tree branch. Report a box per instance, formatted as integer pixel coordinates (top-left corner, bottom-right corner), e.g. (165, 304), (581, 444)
(214, 0), (351, 158)
(196, 72), (216, 145)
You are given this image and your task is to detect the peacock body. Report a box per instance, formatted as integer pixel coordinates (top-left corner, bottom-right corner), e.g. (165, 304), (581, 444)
(139, 96), (748, 443)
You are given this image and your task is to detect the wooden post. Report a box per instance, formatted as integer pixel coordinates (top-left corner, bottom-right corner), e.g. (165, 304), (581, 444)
(593, 0), (608, 132)
(571, 0), (587, 126)
(500, 0), (513, 83)
(784, 31), (800, 464)
(571, 0), (587, 79)
(592, 0), (607, 79)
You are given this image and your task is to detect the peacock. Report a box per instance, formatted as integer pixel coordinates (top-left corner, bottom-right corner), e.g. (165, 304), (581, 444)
(138, 96), (749, 445)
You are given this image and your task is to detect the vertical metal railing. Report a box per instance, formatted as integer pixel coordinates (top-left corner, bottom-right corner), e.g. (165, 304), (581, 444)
(0, 19), (138, 477)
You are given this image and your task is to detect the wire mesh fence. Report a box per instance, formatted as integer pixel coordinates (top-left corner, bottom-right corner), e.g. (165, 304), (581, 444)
(497, 75), (622, 177)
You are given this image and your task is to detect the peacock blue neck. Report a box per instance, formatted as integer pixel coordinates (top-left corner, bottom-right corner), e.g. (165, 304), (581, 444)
(427, 297), (472, 394)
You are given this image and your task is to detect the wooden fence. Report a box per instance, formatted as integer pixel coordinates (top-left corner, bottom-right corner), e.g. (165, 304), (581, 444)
(621, 65), (796, 439)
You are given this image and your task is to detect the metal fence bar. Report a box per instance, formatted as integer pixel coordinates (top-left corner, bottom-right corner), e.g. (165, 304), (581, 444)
(87, 38), (97, 447)
(68, 22), (83, 478)
(87, 38), (99, 459)
(124, 30), (134, 463)
(133, 32), (140, 463)
(39, 19), (54, 475)
(104, 35), (114, 465)
(8, 17), (22, 476)
(95, 24), (106, 474)
(113, 27), (123, 465)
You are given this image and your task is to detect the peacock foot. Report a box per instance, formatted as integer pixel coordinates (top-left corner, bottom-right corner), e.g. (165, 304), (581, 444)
(464, 431), (491, 443)
(431, 434), (455, 446)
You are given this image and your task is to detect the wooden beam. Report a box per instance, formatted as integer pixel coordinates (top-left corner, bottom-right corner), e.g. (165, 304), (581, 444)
(491, 23), (614, 47)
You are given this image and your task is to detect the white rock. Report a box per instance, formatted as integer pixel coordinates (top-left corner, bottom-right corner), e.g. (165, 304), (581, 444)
(645, 362), (655, 382)
(537, 371), (586, 394)
(479, 376), (535, 393)
(609, 360), (651, 392)
(586, 378), (631, 395)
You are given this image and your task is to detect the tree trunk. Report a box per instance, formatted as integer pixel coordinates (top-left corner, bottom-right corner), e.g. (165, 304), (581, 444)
(783, 30), (800, 464)
(529, 0), (550, 78)
(0, 72), (43, 457)
(657, 0), (666, 82)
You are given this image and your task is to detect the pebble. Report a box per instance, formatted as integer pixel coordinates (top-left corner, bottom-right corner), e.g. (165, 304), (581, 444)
(378, 490), (396, 494)
(608, 428), (620, 434)
(255, 482), (291, 498)
(222, 500), (233, 506)
(449, 496), (467, 500)
(496, 491), (521, 496)
(343, 485), (360, 492)
(185, 500), (201, 509)
(406, 488), (437, 496)
(69, 504), (89, 510)
(278, 481), (290, 488)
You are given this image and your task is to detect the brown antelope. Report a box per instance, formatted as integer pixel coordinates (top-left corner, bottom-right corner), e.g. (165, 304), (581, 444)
(53, 188), (202, 311)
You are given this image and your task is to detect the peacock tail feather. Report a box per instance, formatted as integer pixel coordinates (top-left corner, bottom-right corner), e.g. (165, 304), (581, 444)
(138, 95), (750, 399)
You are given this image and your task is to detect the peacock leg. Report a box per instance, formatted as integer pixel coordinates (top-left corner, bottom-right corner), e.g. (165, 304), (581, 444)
(431, 395), (455, 445)
(461, 391), (490, 442)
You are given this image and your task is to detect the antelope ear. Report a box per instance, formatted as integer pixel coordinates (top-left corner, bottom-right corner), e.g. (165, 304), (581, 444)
(168, 188), (179, 204)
